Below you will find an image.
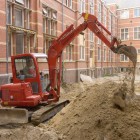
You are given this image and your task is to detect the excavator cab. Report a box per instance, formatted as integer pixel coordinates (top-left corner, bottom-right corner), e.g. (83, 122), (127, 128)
(12, 53), (49, 95)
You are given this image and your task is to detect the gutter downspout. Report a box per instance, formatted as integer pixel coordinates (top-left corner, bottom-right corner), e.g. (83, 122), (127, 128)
(61, 0), (64, 82)
(6, 0), (9, 75)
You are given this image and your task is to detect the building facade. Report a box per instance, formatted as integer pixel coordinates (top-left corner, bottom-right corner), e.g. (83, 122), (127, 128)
(0, 0), (134, 84)
(117, 6), (140, 74)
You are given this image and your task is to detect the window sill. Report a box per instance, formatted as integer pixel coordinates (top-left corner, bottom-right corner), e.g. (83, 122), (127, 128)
(76, 60), (85, 62)
(0, 58), (11, 62)
(120, 61), (129, 62)
(64, 60), (75, 62)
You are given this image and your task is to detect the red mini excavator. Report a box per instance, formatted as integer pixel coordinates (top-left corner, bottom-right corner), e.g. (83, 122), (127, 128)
(0, 13), (137, 125)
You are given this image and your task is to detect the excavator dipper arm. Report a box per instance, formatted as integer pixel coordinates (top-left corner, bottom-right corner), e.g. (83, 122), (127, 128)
(47, 13), (137, 102)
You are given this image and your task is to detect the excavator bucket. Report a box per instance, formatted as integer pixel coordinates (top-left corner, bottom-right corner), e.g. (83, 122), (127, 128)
(0, 108), (28, 125)
(114, 45), (137, 67)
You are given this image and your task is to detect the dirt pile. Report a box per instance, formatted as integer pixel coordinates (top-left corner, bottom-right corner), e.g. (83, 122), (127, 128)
(0, 79), (140, 140)
(0, 124), (59, 140)
(48, 81), (140, 140)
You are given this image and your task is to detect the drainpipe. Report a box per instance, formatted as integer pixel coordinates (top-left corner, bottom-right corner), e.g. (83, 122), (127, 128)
(61, 0), (64, 82)
(111, 13), (113, 75)
(5, 0), (9, 75)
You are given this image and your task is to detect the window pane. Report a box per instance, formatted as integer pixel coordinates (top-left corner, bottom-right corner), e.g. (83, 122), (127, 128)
(15, 8), (23, 27)
(120, 10), (129, 19)
(16, 34), (24, 54)
(134, 8), (140, 17)
(8, 34), (11, 57)
(7, 5), (11, 24)
(134, 32), (137, 39)
(15, 0), (24, 4)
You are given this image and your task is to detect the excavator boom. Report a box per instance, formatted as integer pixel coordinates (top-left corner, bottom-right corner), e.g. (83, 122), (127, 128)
(48, 13), (137, 102)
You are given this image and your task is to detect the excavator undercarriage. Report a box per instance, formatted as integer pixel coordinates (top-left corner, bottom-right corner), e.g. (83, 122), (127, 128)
(0, 100), (69, 125)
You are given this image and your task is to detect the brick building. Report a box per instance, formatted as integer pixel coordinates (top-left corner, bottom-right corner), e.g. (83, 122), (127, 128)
(0, 0), (135, 84)
(107, 0), (140, 74)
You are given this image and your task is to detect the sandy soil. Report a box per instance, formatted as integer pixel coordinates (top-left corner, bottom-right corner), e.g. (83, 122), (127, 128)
(48, 80), (140, 140)
(0, 75), (140, 140)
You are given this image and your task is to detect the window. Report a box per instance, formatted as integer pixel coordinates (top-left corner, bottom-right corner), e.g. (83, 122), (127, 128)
(6, 0), (31, 56)
(89, 0), (94, 14)
(108, 13), (112, 32)
(90, 31), (94, 42)
(90, 42), (93, 58)
(134, 27), (140, 39)
(104, 46), (106, 61)
(79, 0), (85, 14)
(137, 49), (140, 54)
(80, 45), (85, 60)
(111, 52), (113, 62)
(90, 50), (93, 58)
(103, 8), (107, 27)
(98, 2), (101, 22)
(15, 0), (24, 5)
(42, 6), (57, 36)
(120, 10), (129, 19)
(8, 34), (11, 57)
(16, 34), (24, 54)
(43, 39), (52, 54)
(66, 44), (74, 61)
(15, 8), (23, 27)
(25, 10), (30, 29)
(121, 28), (129, 40)
(109, 50), (111, 62)
(98, 47), (101, 61)
(134, 8), (140, 17)
(90, 42), (94, 49)
(64, 0), (72, 8)
(7, 4), (11, 24)
(120, 54), (128, 62)
(97, 38), (101, 45)
(25, 0), (29, 8)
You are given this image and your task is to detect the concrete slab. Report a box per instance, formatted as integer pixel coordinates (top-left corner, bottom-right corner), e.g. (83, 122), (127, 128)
(80, 74), (93, 83)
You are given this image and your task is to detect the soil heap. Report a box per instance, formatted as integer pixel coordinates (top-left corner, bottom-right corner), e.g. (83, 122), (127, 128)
(48, 81), (140, 140)
(0, 80), (140, 140)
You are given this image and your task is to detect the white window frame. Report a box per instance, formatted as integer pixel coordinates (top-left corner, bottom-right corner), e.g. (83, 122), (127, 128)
(108, 12), (112, 32)
(15, 0), (24, 5)
(108, 50), (111, 62)
(66, 44), (74, 61)
(137, 49), (140, 54)
(26, 10), (30, 29)
(120, 9), (129, 19)
(120, 54), (129, 62)
(90, 31), (94, 42)
(103, 46), (106, 62)
(98, 1), (101, 22)
(97, 38), (101, 45)
(79, 0), (85, 14)
(98, 47), (101, 61)
(134, 27), (140, 40)
(25, 0), (29, 8)
(80, 45), (85, 60)
(15, 7), (24, 27)
(89, 0), (94, 14)
(134, 8), (140, 18)
(120, 28), (129, 40)
(103, 7), (107, 27)
(7, 4), (12, 24)
(64, 0), (72, 8)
